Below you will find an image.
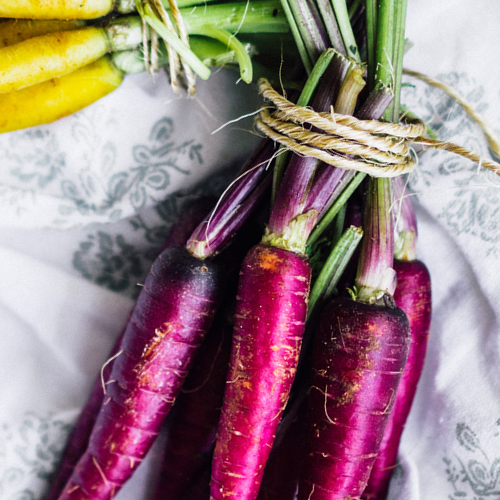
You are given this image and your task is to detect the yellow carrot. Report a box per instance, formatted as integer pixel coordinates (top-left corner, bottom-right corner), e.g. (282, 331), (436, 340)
(0, 56), (123, 134)
(0, 16), (143, 94)
(0, 18), (86, 47)
(0, 26), (110, 94)
(0, 0), (114, 20)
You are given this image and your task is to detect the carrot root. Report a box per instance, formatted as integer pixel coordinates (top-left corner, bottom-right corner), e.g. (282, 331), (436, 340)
(298, 297), (410, 500)
(362, 259), (431, 500)
(211, 244), (310, 500)
(58, 247), (224, 500)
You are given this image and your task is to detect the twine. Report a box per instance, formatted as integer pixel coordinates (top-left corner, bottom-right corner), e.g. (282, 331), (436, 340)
(255, 78), (500, 178)
(403, 69), (500, 160)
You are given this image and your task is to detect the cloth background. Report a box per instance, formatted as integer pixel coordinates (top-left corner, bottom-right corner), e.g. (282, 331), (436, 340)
(1, 1), (499, 499)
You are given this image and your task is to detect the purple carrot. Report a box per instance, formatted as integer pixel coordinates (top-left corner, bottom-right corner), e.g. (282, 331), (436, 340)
(57, 246), (225, 500)
(211, 243), (311, 500)
(298, 296), (410, 500)
(297, 178), (410, 500)
(153, 213), (264, 500)
(44, 196), (214, 500)
(362, 178), (431, 500)
(55, 144), (272, 500)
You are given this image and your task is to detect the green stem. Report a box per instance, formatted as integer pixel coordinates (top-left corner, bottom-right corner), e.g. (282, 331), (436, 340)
(316, 0), (347, 55)
(365, 0), (377, 90)
(279, 0), (313, 72)
(355, 177), (396, 302)
(375, 0), (395, 120)
(330, 0), (360, 61)
(390, 0), (408, 122)
(286, 0), (327, 65)
(330, 202), (347, 249)
(297, 48), (337, 107)
(180, 0), (289, 34)
(191, 27), (252, 83)
(112, 36), (249, 73)
(308, 224), (363, 319)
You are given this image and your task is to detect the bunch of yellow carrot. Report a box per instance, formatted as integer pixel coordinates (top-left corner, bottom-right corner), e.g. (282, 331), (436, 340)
(0, 0), (292, 133)
(0, 18), (125, 133)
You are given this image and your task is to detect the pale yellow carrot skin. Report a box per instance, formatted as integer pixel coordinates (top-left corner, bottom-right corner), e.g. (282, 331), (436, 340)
(0, 56), (123, 134)
(0, 26), (110, 94)
(0, 0), (114, 20)
(0, 18), (86, 47)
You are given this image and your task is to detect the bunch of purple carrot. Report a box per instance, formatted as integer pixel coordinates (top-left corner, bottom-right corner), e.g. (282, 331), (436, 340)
(43, 1), (433, 500)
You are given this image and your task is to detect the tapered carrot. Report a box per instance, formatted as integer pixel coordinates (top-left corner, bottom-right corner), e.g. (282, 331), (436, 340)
(211, 243), (311, 500)
(0, 57), (123, 134)
(299, 295), (410, 500)
(0, 27), (110, 93)
(297, 178), (411, 500)
(0, 0), (115, 20)
(211, 52), (359, 500)
(362, 177), (431, 500)
(154, 214), (263, 500)
(44, 196), (213, 500)
(0, 17), (143, 94)
(361, 259), (430, 500)
(153, 305), (234, 500)
(57, 249), (225, 500)
(0, 17), (119, 135)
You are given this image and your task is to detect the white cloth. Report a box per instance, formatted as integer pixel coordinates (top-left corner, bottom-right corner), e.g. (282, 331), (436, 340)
(1, 2), (500, 499)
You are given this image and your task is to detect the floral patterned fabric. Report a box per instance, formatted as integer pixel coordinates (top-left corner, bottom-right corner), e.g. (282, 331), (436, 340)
(1, 1), (500, 499)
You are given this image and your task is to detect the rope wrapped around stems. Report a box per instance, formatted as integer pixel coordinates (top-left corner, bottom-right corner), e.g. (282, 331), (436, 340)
(254, 78), (500, 178)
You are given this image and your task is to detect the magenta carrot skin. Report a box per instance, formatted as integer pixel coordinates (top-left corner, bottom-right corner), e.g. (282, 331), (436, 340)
(57, 247), (224, 500)
(210, 243), (310, 500)
(297, 297), (410, 500)
(153, 314), (233, 500)
(362, 259), (431, 500)
(44, 198), (212, 500)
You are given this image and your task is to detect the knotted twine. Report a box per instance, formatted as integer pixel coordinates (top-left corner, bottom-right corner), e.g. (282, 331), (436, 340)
(254, 78), (500, 179)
